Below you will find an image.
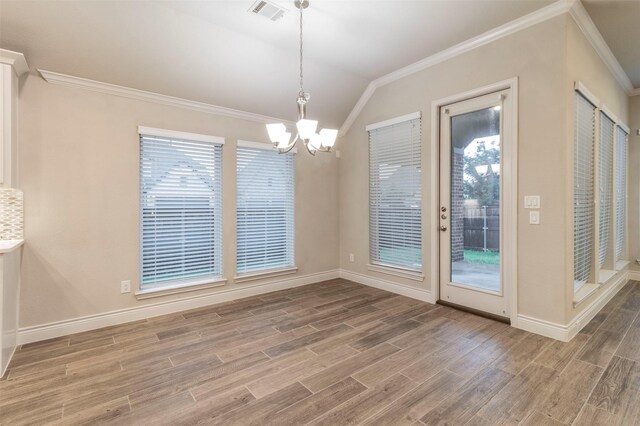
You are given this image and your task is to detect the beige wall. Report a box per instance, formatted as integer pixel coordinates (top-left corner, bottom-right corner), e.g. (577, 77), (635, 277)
(338, 17), (569, 324)
(564, 16), (631, 323)
(18, 74), (339, 328)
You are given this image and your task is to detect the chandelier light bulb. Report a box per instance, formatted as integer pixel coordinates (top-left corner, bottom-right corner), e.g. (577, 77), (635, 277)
(319, 128), (338, 148)
(266, 123), (287, 143)
(277, 132), (292, 148)
(296, 119), (318, 140)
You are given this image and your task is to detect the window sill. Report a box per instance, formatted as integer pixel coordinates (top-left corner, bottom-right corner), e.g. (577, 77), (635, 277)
(135, 277), (227, 300)
(598, 269), (617, 285)
(616, 260), (630, 271)
(234, 266), (298, 284)
(367, 263), (424, 282)
(573, 283), (600, 307)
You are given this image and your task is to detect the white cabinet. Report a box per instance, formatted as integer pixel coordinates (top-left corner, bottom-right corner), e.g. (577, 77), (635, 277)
(0, 240), (23, 376)
(0, 49), (27, 377)
(0, 49), (28, 188)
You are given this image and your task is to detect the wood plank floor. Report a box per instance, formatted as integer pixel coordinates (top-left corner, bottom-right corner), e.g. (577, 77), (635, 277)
(2, 278), (640, 425)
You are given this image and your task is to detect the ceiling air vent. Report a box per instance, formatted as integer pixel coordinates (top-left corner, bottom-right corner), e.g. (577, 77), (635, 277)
(249, 0), (287, 21)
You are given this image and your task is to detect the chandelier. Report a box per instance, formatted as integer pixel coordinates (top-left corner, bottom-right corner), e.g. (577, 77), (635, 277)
(266, 0), (338, 155)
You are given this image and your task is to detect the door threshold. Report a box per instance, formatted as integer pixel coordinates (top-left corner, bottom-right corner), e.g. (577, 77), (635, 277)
(437, 300), (510, 324)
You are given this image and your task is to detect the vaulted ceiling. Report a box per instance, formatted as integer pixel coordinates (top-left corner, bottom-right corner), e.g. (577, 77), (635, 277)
(583, 0), (640, 88)
(0, 0), (634, 128)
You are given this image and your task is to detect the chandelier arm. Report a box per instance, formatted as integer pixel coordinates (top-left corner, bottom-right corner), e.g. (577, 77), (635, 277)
(277, 134), (300, 154)
(303, 140), (317, 156)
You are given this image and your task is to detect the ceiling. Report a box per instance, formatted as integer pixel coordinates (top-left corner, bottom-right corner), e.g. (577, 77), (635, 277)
(583, 0), (640, 88)
(2, 0), (632, 130)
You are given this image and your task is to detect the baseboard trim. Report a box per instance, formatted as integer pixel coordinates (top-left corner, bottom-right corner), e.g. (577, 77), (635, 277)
(566, 270), (630, 341)
(17, 269), (339, 345)
(339, 269), (434, 303)
(515, 271), (630, 342)
(627, 271), (640, 281)
(515, 315), (570, 341)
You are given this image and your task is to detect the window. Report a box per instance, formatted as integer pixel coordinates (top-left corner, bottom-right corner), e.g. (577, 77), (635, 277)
(368, 113), (422, 271)
(574, 92), (596, 289)
(615, 126), (628, 262)
(573, 84), (630, 295)
(139, 128), (224, 291)
(598, 112), (614, 268)
(236, 141), (294, 275)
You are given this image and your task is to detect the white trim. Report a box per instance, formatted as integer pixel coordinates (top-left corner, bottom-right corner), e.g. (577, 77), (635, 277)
(366, 263), (424, 282)
(135, 277), (227, 300)
(628, 271), (640, 281)
(518, 271), (630, 341)
(234, 266), (298, 284)
(515, 315), (570, 342)
(573, 283), (600, 305)
(630, 88), (640, 97)
(17, 269), (339, 345)
(138, 126), (225, 145)
(568, 270), (629, 338)
(38, 69), (296, 127)
(574, 81), (600, 107)
(598, 105), (629, 136)
(615, 260), (630, 271)
(0, 49), (29, 76)
(340, 269), (434, 303)
(599, 104), (620, 125)
(365, 112), (421, 132)
(616, 123), (631, 136)
(430, 78), (519, 323)
(339, 0), (569, 136)
(597, 269), (617, 285)
(237, 139), (297, 154)
(0, 239), (24, 254)
(568, 0), (634, 94)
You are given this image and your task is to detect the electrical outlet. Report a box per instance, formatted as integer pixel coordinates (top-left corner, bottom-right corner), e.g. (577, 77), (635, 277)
(121, 280), (131, 294)
(529, 211), (540, 225)
(349, 253), (355, 262)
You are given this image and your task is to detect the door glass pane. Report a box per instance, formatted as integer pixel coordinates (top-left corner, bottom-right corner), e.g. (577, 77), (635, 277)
(450, 107), (501, 292)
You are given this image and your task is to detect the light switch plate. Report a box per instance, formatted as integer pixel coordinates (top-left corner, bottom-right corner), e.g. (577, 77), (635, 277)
(524, 196), (540, 209)
(529, 211), (540, 225)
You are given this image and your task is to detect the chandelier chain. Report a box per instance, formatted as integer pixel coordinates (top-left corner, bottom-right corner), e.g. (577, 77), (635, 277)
(299, 1), (304, 97)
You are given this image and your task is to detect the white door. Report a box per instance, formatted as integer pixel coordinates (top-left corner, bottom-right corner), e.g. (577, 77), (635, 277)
(439, 90), (512, 319)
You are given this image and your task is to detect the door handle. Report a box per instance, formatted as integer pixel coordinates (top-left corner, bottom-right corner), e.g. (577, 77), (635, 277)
(440, 225), (448, 232)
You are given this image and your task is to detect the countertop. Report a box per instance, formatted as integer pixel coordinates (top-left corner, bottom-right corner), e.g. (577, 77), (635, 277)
(0, 239), (24, 254)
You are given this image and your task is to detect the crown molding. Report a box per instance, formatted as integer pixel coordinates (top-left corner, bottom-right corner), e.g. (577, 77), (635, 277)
(0, 49), (29, 76)
(568, 0), (633, 94)
(38, 69), (296, 127)
(339, 0), (638, 137)
(339, 0), (571, 136)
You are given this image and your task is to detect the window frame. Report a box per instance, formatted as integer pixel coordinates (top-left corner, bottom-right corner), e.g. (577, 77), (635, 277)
(572, 83), (630, 303)
(367, 112), (423, 274)
(234, 140), (296, 280)
(136, 126), (226, 298)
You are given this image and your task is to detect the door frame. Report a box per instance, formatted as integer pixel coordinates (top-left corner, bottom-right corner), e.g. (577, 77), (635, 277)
(429, 78), (519, 324)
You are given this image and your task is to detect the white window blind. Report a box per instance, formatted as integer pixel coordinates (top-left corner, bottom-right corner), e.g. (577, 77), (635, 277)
(598, 113), (614, 268)
(236, 144), (294, 274)
(615, 126), (628, 261)
(369, 116), (422, 271)
(140, 133), (223, 290)
(574, 92), (596, 288)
